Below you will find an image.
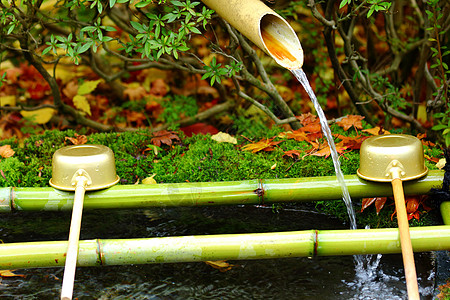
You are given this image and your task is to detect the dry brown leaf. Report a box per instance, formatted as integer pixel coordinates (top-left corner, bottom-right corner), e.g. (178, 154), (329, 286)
(0, 145), (15, 158)
(151, 130), (180, 147)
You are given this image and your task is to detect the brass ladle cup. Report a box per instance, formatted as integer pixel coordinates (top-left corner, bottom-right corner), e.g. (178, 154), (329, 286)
(357, 134), (428, 300)
(50, 145), (119, 300)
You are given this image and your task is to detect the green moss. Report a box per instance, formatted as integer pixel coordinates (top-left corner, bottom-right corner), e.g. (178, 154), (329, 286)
(0, 129), (444, 228)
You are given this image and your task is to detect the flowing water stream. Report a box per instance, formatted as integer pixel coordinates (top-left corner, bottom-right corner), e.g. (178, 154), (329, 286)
(291, 68), (421, 298)
(291, 68), (357, 230)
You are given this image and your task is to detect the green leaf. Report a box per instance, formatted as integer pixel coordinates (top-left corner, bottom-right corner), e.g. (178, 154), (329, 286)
(432, 124), (447, 130)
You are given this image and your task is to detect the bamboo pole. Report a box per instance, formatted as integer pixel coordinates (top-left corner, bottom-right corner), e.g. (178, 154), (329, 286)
(0, 170), (443, 212)
(441, 201), (450, 225)
(201, 0), (303, 69)
(0, 226), (449, 270)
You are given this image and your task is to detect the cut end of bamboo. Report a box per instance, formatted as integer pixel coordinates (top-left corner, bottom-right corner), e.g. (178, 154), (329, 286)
(260, 13), (303, 69)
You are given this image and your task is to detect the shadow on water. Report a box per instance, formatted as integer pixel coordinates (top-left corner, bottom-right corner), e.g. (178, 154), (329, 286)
(0, 205), (436, 299)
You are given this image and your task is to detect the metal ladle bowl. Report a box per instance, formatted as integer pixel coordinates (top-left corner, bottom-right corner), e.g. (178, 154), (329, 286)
(50, 144), (119, 191)
(357, 134), (427, 300)
(357, 134), (428, 182)
(50, 144), (119, 300)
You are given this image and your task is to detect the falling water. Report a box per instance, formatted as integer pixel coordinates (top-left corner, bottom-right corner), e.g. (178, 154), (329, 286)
(290, 69), (430, 298)
(291, 68), (357, 230)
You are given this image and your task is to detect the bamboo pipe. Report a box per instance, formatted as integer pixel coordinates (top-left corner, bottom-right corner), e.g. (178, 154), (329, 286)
(0, 171), (443, 212)
(0, 226), (449, 270)
(60, 175), (88, 300)
(391, 178), (420, 300)
(201, 0), (303, 69)
(441, 201), (450, 225)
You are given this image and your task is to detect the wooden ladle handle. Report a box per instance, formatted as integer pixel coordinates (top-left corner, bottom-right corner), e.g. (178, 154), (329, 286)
(391, 178), (420, 300)
(60, 176), (88, 300)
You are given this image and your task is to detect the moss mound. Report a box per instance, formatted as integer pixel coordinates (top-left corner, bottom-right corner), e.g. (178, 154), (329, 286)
(0, 129), (442, 228)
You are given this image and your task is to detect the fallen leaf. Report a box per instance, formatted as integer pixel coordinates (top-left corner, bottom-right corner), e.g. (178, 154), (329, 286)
(361, 197), (388, 214)
(142, 174), (157, 184)
(242, 139), (281, 153)
(180, 123), (219, 137)
(436, 158), (446, 169)
(73, 95), (91, 116)
(283, 130), (309, 142)
(211, 132), (237, 144)
(0, 270), (25, 278)
(333, 134), (368, 150)
(20, 108), (56, 124)
(65, 134), (88, 145)
(0, 145), (15, 158)
(151, 130), (180, 147)
(362, 126), (390, 135)
(308, 141), (347, 158)
(78, 79), (102, 95)
(0, 95), (16, 107)
(205, 260), (234, 272)
(271, 163), (277, 170)
(283, 149), (302, 159)
(296, 112), (317, 126)
(150, 78), (169, 97)
(336, 115), (364, 131)
(124, 83), (147, 101)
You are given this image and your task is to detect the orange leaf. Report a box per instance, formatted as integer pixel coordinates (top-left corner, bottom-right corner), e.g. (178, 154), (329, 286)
(283, 149), (302, 159)
(0, 145), (15, 158)
(242, 139), (281, 153)
(284, 130), (309, 142)
(65, 133), (88, 145)
(405, 196), (420, 214)
(334, 134), (368, 150)
(361, 197), (376, 212)
(0, 270), (25, 278)
(336, 115), (365, 131)
(374, 197), (387, 214)
(296, 113), (317, 126)
(362, 126), (390, 135)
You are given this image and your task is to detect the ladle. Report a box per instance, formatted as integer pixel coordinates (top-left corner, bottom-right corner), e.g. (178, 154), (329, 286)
(49, 144), (119, 300)
(357, 134), (428, 300)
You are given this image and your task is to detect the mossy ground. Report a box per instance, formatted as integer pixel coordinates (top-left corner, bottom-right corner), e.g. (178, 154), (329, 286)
(0, 126), (443, 228)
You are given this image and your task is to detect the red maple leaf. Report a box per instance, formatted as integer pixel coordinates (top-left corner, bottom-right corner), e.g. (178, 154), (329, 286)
(361, 197), (387, 214)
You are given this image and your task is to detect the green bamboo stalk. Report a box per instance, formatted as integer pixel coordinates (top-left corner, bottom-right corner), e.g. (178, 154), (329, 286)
(1, 170), (443, 212)
(441, 202), (450, 225)
(1, 226), (449, 270)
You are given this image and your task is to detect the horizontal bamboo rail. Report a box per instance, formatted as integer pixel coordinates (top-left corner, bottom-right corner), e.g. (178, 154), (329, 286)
(0, 170), (444, 212)
(1, 226), (449, 270)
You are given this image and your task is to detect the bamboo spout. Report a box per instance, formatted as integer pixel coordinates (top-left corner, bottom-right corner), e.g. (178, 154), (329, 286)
(201, 0), (303, 69)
